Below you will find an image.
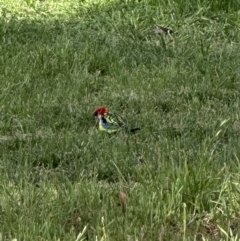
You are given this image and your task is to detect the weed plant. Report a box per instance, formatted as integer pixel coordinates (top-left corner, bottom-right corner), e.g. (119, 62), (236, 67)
(0, 0), (240, 240)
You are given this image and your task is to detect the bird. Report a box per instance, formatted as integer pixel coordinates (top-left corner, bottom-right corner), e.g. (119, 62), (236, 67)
(153, 26), (173, 35)
(93, 106), (140, 134)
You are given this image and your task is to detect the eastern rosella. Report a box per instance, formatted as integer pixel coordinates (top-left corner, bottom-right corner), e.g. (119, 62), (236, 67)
(94, 106), (140, 133)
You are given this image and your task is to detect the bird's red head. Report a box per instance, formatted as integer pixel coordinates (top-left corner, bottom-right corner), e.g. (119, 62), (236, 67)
(94, 106), (108, 116)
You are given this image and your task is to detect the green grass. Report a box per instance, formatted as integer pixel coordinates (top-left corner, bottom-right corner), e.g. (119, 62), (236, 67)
(0, 0), (240, 240)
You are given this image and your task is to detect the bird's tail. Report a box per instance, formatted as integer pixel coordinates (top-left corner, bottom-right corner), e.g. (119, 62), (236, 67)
(110, 112), (140, 134)
(130, 127), (141, 133)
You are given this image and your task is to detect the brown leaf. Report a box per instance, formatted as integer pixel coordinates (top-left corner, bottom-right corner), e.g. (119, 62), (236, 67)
(119, 191), (127, 215)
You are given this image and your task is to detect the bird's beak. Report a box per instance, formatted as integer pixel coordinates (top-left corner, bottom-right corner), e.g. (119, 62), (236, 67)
(95, 113), (102, 126)
(95, 115), (99, 127)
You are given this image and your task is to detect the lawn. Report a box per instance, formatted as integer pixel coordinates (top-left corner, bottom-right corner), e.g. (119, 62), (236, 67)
(0, 0), (240, 240)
